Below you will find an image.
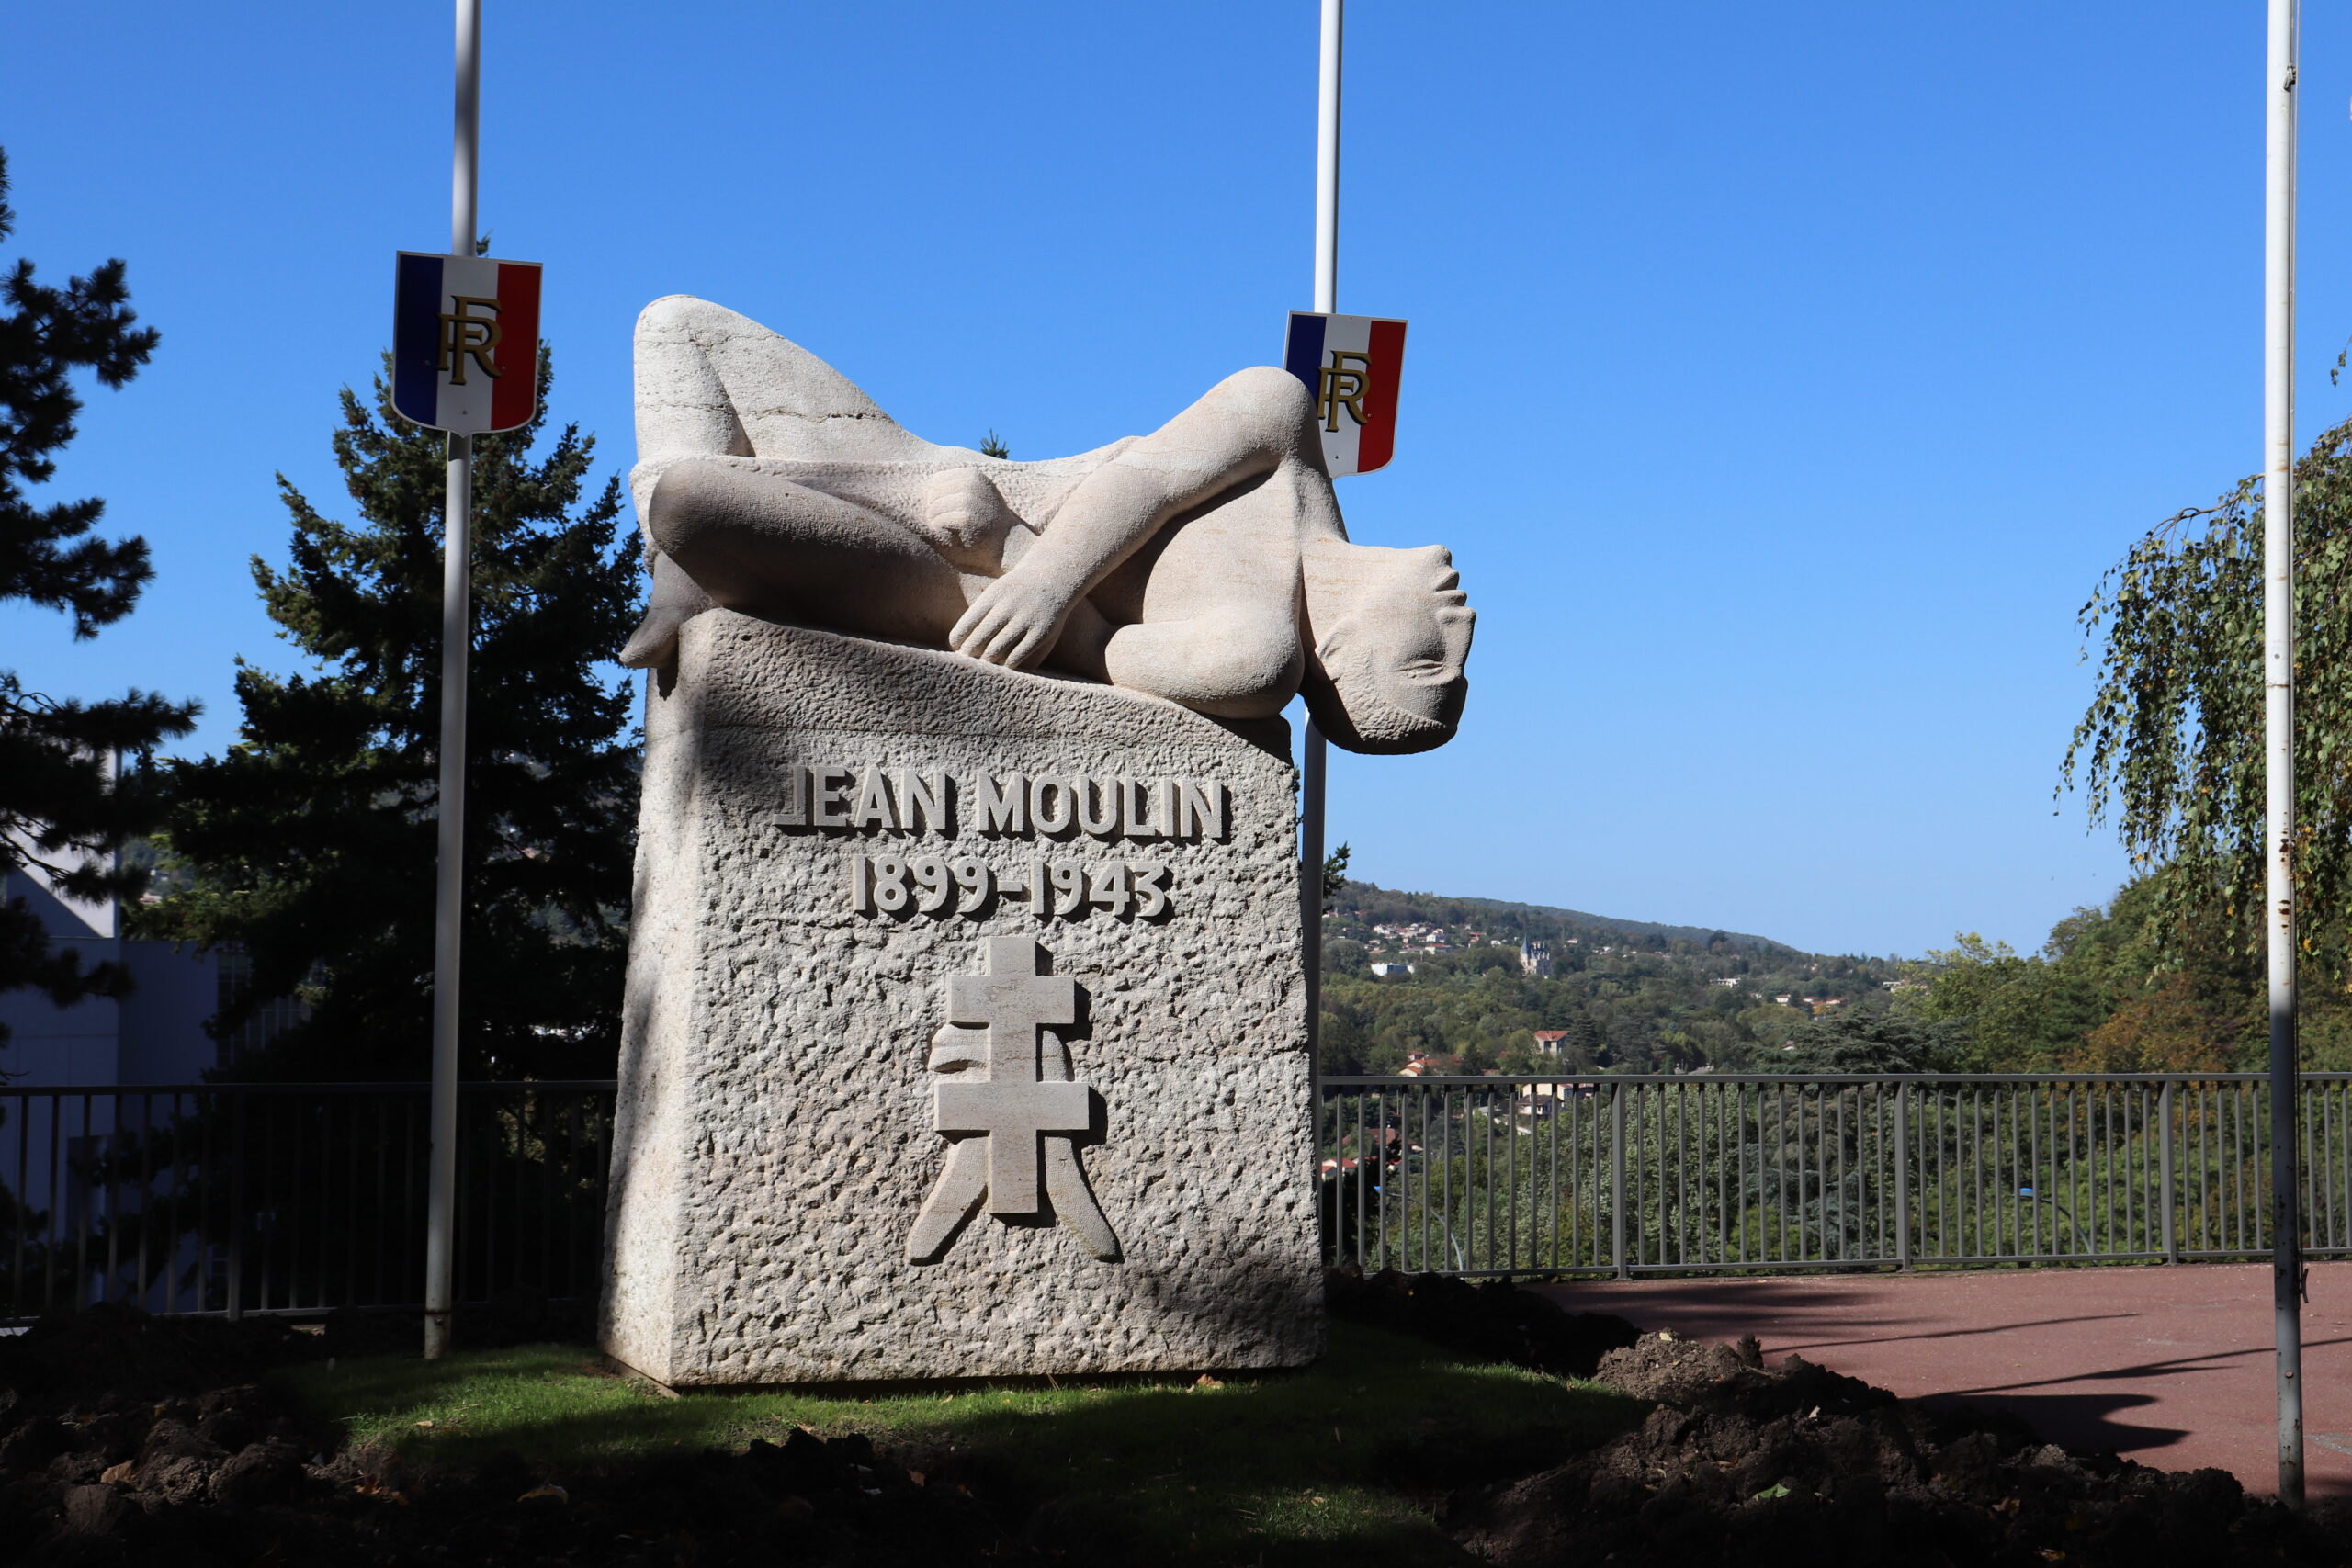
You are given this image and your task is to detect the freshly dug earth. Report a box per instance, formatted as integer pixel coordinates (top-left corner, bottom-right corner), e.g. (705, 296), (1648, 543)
(12, 1286), (2352, 1566)
(1324, 1267), (1640, 1379)
(0, 1306), (1006, 1566)
(1452, 1328), (2352, 1567)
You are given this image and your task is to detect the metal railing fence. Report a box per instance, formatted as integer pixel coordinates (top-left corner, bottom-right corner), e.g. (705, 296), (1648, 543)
(0, 1081), (616, 1324)
(1318, 1072), (2352, 1277)
(13, 1073), (2338, 1319)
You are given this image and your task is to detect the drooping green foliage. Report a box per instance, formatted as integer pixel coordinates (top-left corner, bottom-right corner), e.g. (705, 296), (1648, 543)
(0, 145), (195, 1043)
(1893, 870), (2352, 1072)
(2064, 415), (2352, 985)
(141, 355), (643, 1080)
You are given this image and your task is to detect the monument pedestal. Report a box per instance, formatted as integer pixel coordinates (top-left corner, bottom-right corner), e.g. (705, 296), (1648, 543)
(600, 611), (1321, 1385)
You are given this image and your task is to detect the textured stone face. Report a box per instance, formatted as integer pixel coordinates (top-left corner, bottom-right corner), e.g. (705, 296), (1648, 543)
(600, 611), (1321, 1385)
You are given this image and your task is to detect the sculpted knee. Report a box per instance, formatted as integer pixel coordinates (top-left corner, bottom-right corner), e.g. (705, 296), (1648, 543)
(635, 294), (752, 344)
(1202, 366), (1317, 453)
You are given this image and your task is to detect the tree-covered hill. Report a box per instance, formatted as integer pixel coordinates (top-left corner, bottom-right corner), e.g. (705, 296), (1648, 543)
(1332, 882), (1798, 957)
(1327, 866), (2352, 1078)
(1319, 880), (1907, 1075)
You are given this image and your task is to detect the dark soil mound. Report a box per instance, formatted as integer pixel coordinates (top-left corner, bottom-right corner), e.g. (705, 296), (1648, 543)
(1452, 1329), (2350, 1567)
(1325, 1267), (1640, 1379)
(0, 1307), (1011, 1565)
(0, 1303), (328, 1404)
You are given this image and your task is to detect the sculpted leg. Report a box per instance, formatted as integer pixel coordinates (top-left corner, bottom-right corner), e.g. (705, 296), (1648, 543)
(648, 460), (973, 649)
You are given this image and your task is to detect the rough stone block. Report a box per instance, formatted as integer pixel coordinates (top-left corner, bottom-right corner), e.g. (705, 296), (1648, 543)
(600, 611), (1320, 1385)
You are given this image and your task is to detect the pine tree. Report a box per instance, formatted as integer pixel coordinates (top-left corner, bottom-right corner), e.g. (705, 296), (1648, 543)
(0, 146), (196, 1043)
(142, 353), (643, 1080)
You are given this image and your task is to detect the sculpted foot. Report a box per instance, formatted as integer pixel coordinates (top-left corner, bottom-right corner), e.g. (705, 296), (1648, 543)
(618, 607), (686, 669)
(618, 551), (715, 669)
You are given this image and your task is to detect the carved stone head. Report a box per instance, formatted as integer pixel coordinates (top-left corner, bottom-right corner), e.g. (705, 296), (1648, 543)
(1299, 536), (1476, 755)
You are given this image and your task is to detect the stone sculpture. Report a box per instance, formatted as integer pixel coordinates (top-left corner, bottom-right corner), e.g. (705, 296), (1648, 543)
(618, 297), (1474, 754)
(600, 298), (1476, 1386)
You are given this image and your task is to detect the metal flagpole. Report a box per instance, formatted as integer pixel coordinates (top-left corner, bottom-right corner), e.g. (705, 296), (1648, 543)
(2263, 0), (2305, 1508)
(424, 0), (481, 1362)
(1302, 0), (1340, 1111)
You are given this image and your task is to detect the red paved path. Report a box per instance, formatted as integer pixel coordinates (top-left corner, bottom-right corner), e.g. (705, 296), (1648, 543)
(1536, 1263), (2352, 1496)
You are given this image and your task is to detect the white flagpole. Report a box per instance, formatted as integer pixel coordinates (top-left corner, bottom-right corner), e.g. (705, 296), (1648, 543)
(424, 0), (481, 1362)
(1302, 0), (1340, 1112)
(2263, 0), (2304, 1507)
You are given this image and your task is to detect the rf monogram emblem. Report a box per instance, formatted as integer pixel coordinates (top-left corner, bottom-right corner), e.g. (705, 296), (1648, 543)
(436, 295), (505, 385)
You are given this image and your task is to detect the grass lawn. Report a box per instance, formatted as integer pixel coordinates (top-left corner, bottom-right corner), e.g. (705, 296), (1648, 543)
(275, 1321), (1644, 1565)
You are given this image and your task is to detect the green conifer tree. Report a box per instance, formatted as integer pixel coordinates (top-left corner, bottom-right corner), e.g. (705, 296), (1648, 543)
(143, 354), (643, 1080)
(0, 147), (196, 1043)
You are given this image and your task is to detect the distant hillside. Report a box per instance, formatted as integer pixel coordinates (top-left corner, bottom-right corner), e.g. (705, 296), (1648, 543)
(1317, 879), (1905, 1075)
(1329, 881), (1803, 958)
(1439, 895), (1794, 957)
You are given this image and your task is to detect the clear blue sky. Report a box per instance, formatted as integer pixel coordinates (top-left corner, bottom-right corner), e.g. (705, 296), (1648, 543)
(7, 2), (2346, 958)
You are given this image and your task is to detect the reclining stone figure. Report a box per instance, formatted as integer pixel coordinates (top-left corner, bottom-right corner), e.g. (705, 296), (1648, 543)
(620, 297), (1474, 753)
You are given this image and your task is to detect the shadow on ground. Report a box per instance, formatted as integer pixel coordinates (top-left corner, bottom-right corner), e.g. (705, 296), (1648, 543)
(283, 1324), (1645, 1567)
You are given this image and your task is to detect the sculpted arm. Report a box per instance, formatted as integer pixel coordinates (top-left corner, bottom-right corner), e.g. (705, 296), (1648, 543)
(950, 367), (1322, 668)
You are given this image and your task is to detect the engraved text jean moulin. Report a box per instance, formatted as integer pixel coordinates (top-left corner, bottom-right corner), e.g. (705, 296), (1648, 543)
(768, 763), (1225, 922)
(768, 763), (1227, 1260)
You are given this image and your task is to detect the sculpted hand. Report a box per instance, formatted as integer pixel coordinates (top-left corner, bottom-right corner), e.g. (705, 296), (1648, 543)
(951, 570), (1077, 669)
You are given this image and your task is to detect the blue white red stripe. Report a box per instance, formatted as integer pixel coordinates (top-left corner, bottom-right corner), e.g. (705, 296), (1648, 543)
(391, 253), (542, 434)
(1283, 310), (1407, 478)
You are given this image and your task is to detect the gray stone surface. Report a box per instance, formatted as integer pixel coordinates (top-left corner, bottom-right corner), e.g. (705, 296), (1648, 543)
(599, 610), (1320, 1386)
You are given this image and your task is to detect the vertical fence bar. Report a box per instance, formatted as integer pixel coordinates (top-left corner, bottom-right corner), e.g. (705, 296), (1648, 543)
(1587, 1085), (1601, 1269)
(1610, 1081), (1627, 1280)
(225, 1090), (244, 1322)
(1774, 1082), (1789, 1264)
(1503, 1083), (1516, 1275)
(1810, 1082), (1825, 1263)
(1735, 1081), (1749, 1264)
(1422, 1088), (1434, 1271)
(1354, 1090), (1374, 1279)
(11, 1092), (27, 1319)
(74, 1096), (92, 1307)
(1895, 1080), (1912, 1269)
(1721, 1081), (1735, 1266)
(2161, 1080), (2178, 1262)
(1971, 1085), (1984, 1258)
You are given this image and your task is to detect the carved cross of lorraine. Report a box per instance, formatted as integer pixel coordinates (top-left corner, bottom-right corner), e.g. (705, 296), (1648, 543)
(935, 936), (1088, 1213)
(908, 937), (1119, 1262)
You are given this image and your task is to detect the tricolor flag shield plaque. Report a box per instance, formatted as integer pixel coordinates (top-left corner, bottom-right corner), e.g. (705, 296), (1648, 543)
(1283, 310), (1407, 478)
(390, 252), (543, 434)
